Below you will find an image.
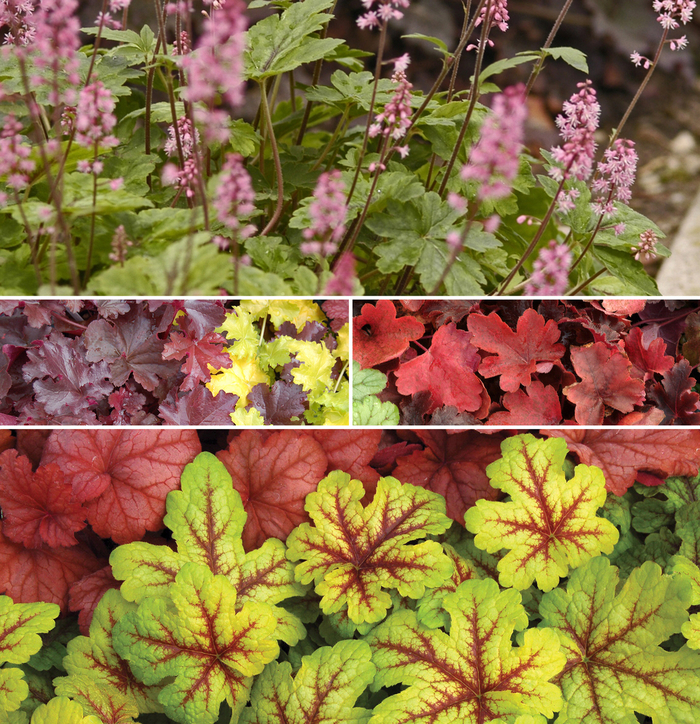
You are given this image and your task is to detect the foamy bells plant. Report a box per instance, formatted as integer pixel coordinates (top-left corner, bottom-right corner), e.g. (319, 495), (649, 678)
(0, 0), (686, 295)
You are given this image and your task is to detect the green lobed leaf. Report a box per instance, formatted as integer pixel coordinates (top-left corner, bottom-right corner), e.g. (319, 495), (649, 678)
(287, 471), (453, 625)
(25, 697), (100, 724)
(465, 434), (619, 592)
(240, 639), (375, 723)
(352, 362), (399, 425)
(540, 557), (700, 724)
(367, 578), (565, 724)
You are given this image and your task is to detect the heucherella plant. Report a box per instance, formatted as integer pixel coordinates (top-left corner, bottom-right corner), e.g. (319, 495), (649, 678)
(0, 0), (685, 294)
(3, 434), (700, 724)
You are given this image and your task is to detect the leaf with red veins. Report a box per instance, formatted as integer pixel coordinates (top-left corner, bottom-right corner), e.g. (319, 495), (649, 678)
(0, 529), (104, 612)
(353, 300), (424, 369)
(162, 316), (231, 392)
(216, 431), (328, 551)
(23, 332), (113, 416)
(394, 323), (487, 414)
(392, 431), (504, 523)
(467, 308), (566, 392)
(160, 385), (239, 425)
(624, 326), (675, 379)
(84, 306), (180, 392)
(601, 299), (646, 315)
(69, 566), (120, 635)
(287, 472), (453, 625)
(247, 381), (308, 425)
(648, 359), (700, 424)
(543, 429), (700, 495)
(488, 381), (562, 425)
(564, 342), (646, 424)
(16, 430), (50, 467)
(0, 450), (86, 549)
(41, 430), (202, 544)
(312, 430), (382, 488)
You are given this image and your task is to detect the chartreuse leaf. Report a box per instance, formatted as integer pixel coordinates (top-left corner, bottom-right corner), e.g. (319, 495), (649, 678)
(366, 578), (565, 724)
(465, 435), (619, 592)
(112, 562), (280, 724)
(287, 340), (336, 398)
(26, 697), (100, 724)
(287, 471), (453, 625)
(239, 299), (325, 330)
(207, 353), (270, 407)
(110, 452), (306, 644)
(540, 557), (700, 724)
(0, 596), (60, 715)
(54, 590), (161, 718)
(240, 640), (375, 724)
(672, 504), (700, 648)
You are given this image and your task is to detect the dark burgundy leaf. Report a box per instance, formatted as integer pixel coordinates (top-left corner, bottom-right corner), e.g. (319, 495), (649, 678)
(321, 300), (349, 331)
(160, 385), (239, 425)
(648, 359), (700, 424)
(247, 380), (307, 424)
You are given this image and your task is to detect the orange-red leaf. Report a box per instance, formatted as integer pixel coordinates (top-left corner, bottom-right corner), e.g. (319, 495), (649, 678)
(353, 300), (424, 368)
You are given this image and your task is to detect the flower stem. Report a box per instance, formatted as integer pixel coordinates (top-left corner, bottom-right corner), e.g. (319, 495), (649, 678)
(429, 215), (476, 294)
(82, 166), (99, 287)
(567, 267), (605, 294)
(259, 82), (285, 236)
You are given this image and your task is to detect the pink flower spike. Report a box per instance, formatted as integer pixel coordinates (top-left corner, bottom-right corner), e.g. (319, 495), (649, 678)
(324, 253), (356, 296)
(475, 0), (510, 32)
(303, 170), (348, 252)
(213, 153), (256, 238)
(524, 240), (573, 295)
(631, 229), (660, 261)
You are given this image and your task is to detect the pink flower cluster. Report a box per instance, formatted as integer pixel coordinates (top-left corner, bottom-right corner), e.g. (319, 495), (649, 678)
(181, 0), (247, 140)
(109, 225), (133, 265)
(369, 69), (413, 158)
(475, 0), (510, 33)
(324, 252), (356, 295)
(0, 0), (36, 46)
(74, 81), (119, 174)
(459, 83), (527, 201)
(213, 153), (257, 239)
(301, 170), (349, 257)
(632, 229), (660, 261)
(164, 116), (200, 160)
(525, 240), (572, 295)
(591, 138), (638, 216)
(550, 80), (600, 188)
(653, 0), (695, 29)
(0, 114), (35, 202)
(357, 0), (409, 30)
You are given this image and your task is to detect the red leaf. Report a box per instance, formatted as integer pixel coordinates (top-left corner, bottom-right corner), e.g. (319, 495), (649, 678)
(0, 528), (104, 612)
(543, 429), (700, 495)
(394, 323), (487, 414)
(623, 326), (674, 379)
(393, 431), (504, 522)
(467, 309), (565, 392)
(312, 430), (382, 492)
(16, 430), (50, 467)
(488, 381), (562, 425)
(40, 430), (202, 544)
(353, 300), (424, 368)
(0, 450), (87, 548)
(564, 343), (646, 424)
(162, 316), (231, 392)
(216, 431), (328, 551)
(601, 299), (646, 315)
(648, 359), (700, 424)
(69, 565), (120, 635)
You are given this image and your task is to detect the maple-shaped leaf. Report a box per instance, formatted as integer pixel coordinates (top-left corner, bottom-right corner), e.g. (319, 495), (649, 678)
(84, 306), (180, 392)
(240, 639), (375, 724)
(56, 589), (162, 719)
(286, 339), (336, 398)
(488, 381), (562, 425)
(540, 557), (700, 724)
(159, 385), (239, 425)
(0, 450), (86, 549)
(181, 300), (227, 337)
(623, 326), (674, 379)
(312, 430), (382, 490)
(564, 343), (646, 424)
(0, 595), (59, 714)
(648, 359), (700, 424)
(467, 309), (565, 392)
(392, 431), (503, 523)
(22, 332), (113, 417)
(68, 565), (120, 635)
(0, 529), (104, 611)
(112, 562), (280, 724)
(366, 578), (565, 724)
(465, 434), (619, 591)
(207, 354), (269, 407)
(246, 380), (307, 424)
(110, 453), (306, 644)
(162, 315), (232, 392)
(394, 323), (487, 414)
(51, 676), (138, 724)
(287, 471), (453, 624)
(353, 300), (424, 369)
(40, 430), (202, 544)
(543, 430), (700, 495)
(216, 431), (327, 551)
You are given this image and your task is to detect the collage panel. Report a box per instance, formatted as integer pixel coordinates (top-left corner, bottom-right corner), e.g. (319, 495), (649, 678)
(0, 298), (349, 426)
(1, 427), (700, 724)
(352, 297), (700, 426)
